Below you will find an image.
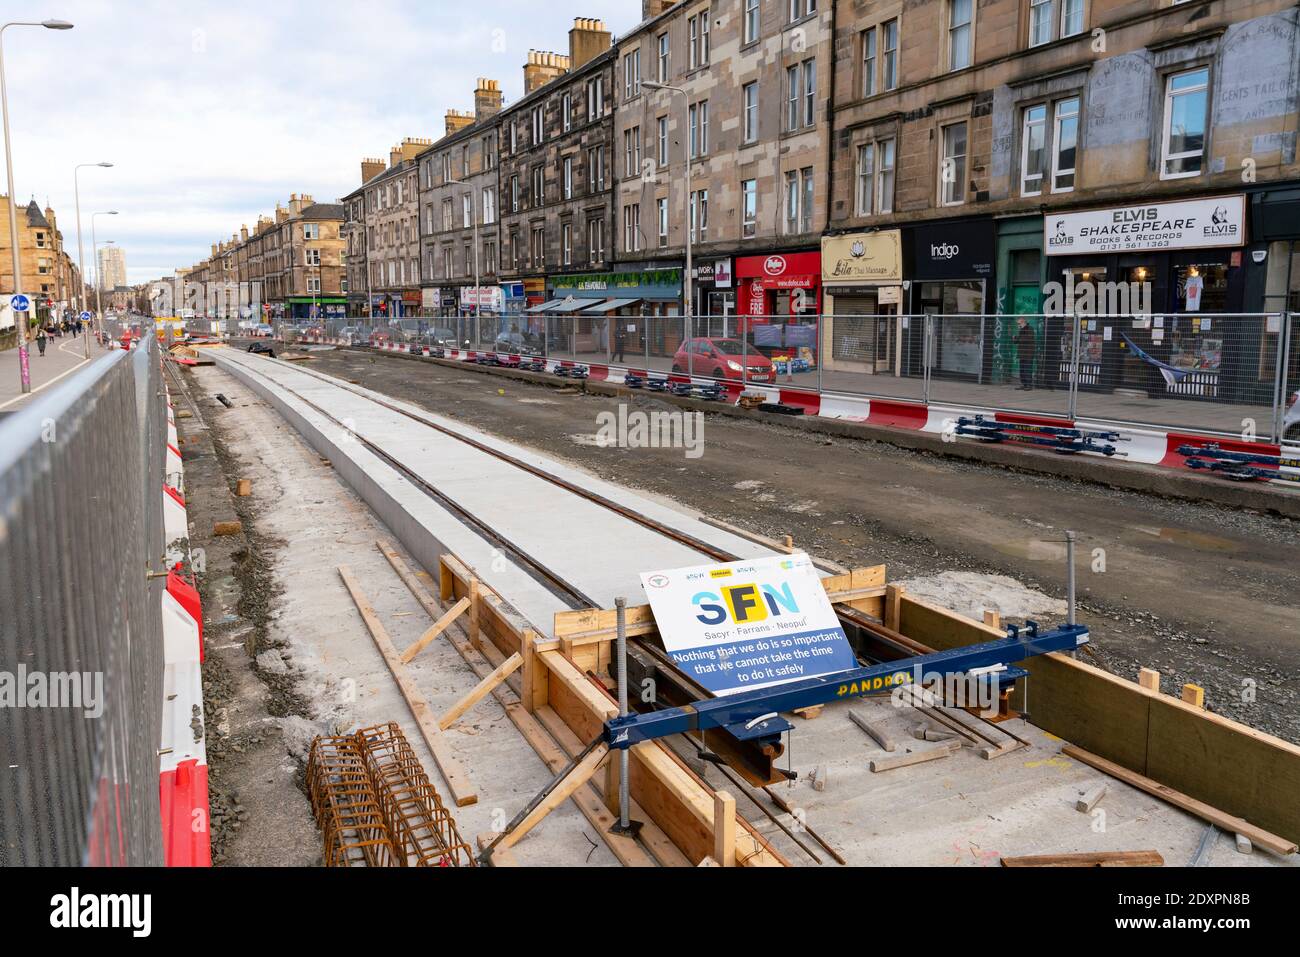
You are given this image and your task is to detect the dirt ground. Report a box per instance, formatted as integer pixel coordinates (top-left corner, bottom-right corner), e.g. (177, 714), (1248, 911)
(175, 360), (619, 867)
(296, 347), (1300, 744)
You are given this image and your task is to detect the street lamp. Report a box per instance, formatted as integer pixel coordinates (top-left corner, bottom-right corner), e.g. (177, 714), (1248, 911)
(91, 211), (118, 332)
(642, 80), (694, 322)
(2, 18), (75, 394)
(74, 162), (113, 355)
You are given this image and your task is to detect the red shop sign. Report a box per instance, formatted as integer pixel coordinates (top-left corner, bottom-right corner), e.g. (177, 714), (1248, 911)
(735, 251), (821, 281)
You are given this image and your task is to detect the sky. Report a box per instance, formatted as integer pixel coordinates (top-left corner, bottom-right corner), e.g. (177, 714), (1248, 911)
(3, 0), (642, 285)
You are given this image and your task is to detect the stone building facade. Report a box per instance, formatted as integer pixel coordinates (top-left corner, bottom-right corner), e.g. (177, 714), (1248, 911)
(497, 21), (618, 319)
(613, 0), (835, 319)
(419, 81), (505, 318)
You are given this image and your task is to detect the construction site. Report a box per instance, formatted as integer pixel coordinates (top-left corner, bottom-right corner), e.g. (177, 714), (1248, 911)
(135, 335), (1297, 874)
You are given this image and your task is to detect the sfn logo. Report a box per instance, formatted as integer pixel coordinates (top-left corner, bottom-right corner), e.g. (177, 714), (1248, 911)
(693, 582), (800, 626)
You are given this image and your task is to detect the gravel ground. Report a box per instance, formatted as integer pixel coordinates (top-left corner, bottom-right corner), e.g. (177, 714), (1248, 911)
(297, 348), (1300, 744)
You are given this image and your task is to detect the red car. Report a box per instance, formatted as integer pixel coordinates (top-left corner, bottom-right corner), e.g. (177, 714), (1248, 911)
(672, 338), (776, 383)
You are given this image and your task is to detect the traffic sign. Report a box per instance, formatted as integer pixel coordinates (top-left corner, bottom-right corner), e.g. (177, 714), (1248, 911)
(80, 311), (93, 322)
(10, 294), (31, 313)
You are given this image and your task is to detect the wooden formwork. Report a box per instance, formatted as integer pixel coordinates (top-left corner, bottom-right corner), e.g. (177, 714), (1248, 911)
(360, 538), (1298, 865)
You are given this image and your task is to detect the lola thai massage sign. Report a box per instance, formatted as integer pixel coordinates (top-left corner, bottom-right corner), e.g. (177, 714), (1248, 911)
(640, 555), (857, 697)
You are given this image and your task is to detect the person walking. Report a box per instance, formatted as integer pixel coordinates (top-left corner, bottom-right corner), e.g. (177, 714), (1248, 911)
(35, 322), (48, 357)
(613, 321), (626, 364)
(1015, 318), (1037, 391)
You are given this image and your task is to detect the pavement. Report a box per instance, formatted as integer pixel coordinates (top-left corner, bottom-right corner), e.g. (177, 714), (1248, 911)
(0, 334), (100, 416)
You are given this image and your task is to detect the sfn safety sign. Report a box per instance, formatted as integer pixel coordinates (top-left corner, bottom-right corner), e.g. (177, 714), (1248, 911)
(639, 555), (857, 697)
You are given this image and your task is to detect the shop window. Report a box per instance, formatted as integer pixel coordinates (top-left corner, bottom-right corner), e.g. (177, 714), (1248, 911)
(1161, 67), (1208, 180)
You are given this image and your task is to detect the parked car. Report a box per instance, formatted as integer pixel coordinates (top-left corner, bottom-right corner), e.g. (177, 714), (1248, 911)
(419, 327), (457, 349)
(247, 341), (275, 357)
(252, 322), (273, 338)
(494, 331), (531, 355)
(672, 338), (776, 384)
(338, 325), (362, 345)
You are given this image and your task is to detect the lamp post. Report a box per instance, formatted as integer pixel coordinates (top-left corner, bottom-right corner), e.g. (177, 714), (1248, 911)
(2, 18), (74, 394)
(91, 211), (118, 333)
(74, 161), (113, 355)
(642, 80), (694, 322)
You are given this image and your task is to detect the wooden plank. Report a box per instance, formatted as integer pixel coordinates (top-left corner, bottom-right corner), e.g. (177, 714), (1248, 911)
(476, 833), (518, 867)
(1181, 684), (1205, 709)
(848, 710), (899, 752)
(1143, 695), (1300, 852)
(869, 741), (960, 772)
(1062, 745), (1298, 856)
(714, 791), (737, 867)
(382, 545), (658, 867)
(399, 597), (471, 664)
(1001, 851), (1164, 868)
(897, 593), (1003, 649)
(337, 565), (478, 807)
(439, 653), (523, 730)
(1139, 668), (1161, 693)
(497, 743), (610, 851)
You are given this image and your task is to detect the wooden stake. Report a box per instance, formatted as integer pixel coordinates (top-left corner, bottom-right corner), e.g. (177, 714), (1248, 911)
(885, 584), (906, 632)
(1181, 684), (1206, 709)
(497, 743), (610, 851)
(236, 479), (252, 497)
(1138, 668), (1161, 693)
(337, 565), (478, 807)
(399, 596), (471, 664)
(714, 791), (737, 867)
(468, 578), (482, 650)
(438, 653), (522, 730)
(519, 628), (548, 713)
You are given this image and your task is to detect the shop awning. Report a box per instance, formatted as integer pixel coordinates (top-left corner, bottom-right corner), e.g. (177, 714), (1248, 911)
(548, 298), (591, 313)
(582, 298), (642, 313)
(527, 299), (565, 313)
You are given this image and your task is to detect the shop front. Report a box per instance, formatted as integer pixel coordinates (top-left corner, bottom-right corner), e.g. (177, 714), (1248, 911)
(821, 230), (904, 376)
(286, 296), (346, 321)
(735, 252), (821, 372)
(1044, 194), (1250, 400)
(905, 219), (996, 382)
(534, 268), (684, 365)
(692, 258), (735, 323)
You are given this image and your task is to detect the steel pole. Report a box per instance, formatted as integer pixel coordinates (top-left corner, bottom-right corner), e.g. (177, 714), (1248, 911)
(1, 25), (31, 392)
(615, 597), (630, 832)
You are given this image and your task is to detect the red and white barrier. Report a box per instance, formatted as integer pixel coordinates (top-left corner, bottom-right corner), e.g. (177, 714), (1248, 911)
(411, 349), (1298, 488)
(158, 393), (211, 867)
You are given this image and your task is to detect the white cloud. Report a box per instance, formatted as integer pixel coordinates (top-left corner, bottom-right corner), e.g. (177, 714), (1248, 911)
(2, 0), (638, 283)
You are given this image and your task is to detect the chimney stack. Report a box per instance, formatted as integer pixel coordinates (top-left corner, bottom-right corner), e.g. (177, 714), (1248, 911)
(289, 193), (308, 216)
(240, 226), (249, 243)
(642, 0), (675, 19)
(474, 78), (503, 120)
(361, 157), (387, 183)
(523, 50), (571, 95)
(569, 18), (612, 70)
(275, 204), (288, 224)
(445, 109), (474, 135)
(399, 137), (433, 163)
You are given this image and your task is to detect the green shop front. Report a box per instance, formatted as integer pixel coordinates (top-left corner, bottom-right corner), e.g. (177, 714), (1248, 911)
(287, 295), (347, 321)
(531, 268), (684, 365)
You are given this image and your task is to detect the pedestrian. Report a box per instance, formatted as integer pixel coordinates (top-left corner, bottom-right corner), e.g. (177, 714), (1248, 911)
(613, 322), (626, 364)
(35, 323), (48, 357)
(1015, 318), (1037, 391)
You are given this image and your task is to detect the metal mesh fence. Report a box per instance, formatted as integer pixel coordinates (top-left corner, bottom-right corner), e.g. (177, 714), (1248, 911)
(0, 338), (166, 866)
(1284, 313), (1300, 444)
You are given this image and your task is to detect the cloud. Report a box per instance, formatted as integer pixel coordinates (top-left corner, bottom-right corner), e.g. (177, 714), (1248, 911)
(3, 0), (638, 284)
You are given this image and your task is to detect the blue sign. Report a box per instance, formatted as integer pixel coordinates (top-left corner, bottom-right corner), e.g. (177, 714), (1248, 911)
(10, 294), (31, 313)
(80, 311), (93, 322)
